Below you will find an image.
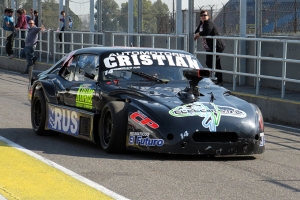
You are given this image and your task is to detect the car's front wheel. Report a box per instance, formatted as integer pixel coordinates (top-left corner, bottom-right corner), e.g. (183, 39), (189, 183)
(31, 90), (51, 136)
(99, 101), (128, 153)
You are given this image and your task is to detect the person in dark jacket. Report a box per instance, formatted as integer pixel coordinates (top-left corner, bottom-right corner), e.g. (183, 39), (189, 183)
(194, 10), (225, 85)
(30, 9), (39, 26)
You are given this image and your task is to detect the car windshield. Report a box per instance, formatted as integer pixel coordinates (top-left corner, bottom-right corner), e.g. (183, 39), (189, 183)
(102, 66), (190, 82)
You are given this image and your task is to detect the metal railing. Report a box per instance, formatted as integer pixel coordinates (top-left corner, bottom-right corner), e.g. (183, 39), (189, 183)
(1, 28), (299, 99)
(0, 29), (50, 62)
(112, 33), (188, 52)
(53, 31), (105, 63)
(195, 36), (300, 99)
(0, 29), (105, 64)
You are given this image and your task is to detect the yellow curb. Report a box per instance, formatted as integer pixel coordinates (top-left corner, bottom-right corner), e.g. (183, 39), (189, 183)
(0, 141), (113, 200)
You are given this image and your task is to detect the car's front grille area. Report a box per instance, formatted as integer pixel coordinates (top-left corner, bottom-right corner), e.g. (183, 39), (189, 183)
(192, 132), (238, 143)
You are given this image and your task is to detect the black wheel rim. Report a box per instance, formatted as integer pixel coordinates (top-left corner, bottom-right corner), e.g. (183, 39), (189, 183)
(102, 109), (113, 147)
(33, 98), (42, 128)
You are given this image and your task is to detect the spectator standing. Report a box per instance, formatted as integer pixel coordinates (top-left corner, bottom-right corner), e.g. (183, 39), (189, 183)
(3, 8), (15, 59)
(30, 9), (38, 27)
(194, 10), (225, 85)
(22, 8), (32, 28)
(2, 8), (9, 29)
(15, 9), (27, 48)
(58, 10), (73, 48)
(21, 20), (45, 74)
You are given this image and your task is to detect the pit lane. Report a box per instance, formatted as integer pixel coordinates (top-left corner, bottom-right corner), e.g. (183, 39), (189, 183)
(0, 69), (300, 200)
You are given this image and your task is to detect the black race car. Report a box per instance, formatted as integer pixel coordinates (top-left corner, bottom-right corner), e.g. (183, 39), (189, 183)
(28, 47), (265, 155)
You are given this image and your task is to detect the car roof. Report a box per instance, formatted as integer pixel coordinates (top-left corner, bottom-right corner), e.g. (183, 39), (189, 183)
(74, 47), (193, 56)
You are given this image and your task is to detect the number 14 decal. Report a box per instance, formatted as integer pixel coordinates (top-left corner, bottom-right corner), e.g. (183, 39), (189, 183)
(180, 131), (189, 139)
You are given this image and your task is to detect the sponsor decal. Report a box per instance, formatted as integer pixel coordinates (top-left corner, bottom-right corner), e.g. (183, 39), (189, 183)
(104, 67), (140, 75)
(128, 135), (164, 147)
(48, 104), (79, 135)
(130, 111), (159, 129)
(260, 132), (265, 146)
(76, 85), (94, 109)
(103, 51), (200, 69)
(169, 102), (247, 132)
(130, 132), (150, 137)
(128, 115), (163, 146)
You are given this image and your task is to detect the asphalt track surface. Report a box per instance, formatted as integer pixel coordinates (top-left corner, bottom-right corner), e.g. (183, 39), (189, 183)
(0, 69), (300, 200)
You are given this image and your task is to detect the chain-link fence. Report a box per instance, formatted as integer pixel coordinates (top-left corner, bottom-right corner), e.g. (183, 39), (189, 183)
(210, 0), (300, 36)
(2, 0), (300, 36)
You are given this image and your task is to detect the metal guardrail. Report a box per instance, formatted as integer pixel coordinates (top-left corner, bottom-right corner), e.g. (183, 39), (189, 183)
(0, 29), (105, 64)
(0, 29), (50, 62)
(53, 31), (105, 63)
(112, 33), (188, 52)
(195, 36), (300, 99)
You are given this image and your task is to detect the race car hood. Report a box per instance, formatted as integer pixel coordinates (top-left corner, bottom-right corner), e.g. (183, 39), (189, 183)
(112, 79), (260, 137)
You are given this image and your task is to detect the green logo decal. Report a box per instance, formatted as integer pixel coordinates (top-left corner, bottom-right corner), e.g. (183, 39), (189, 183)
(169, 102), (247, 132)
(76, 85), (94, 109)
(169, 102), (221, 132)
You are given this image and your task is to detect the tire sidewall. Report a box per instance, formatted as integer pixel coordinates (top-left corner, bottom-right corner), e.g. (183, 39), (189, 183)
(31, 90), (47, 135)
(99, 101), (128, 153)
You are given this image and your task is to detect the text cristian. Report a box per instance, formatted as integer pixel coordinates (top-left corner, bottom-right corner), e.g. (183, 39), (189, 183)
(104, 51), (200, 69)
(128, 135), (164, 147)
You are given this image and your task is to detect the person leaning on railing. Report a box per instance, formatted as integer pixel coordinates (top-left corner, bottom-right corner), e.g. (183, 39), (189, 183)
(15, 9), (28, 48)
(194, 10), (225, 86)
(20, 20), (45, 74)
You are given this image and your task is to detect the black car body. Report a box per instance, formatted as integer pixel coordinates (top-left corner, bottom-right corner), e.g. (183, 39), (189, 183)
(28, 47), (265, 155)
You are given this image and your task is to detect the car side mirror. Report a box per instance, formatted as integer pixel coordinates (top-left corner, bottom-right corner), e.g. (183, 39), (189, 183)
(182, 68), (211, 96)
(68, 63), (76, 72)
(183, 68), (210, 87)
(84, 72), (95, 80)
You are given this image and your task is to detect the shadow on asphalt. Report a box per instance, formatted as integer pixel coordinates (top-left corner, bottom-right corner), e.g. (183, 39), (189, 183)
(0, 128), (262, 162)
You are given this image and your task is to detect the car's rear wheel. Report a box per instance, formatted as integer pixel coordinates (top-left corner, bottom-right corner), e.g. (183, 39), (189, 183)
(99, 101), (128, 153)
(31, 90), (52, 136)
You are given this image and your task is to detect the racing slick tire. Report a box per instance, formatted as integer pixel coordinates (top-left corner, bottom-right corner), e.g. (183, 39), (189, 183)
(31, 90), (56, 136)
(99, 101), (128, 153)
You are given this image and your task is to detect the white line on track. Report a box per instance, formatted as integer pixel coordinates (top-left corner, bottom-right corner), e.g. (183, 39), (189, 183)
(0, 68), (23, 75)
(0, 195), (7, 200)
(0, 136), (129, 200)
(265, 122), (300, 133)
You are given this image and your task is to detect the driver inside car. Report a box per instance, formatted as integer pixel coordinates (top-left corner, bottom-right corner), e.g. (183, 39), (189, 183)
(143, 67), (175, 80)
(142, 67), (160, 78)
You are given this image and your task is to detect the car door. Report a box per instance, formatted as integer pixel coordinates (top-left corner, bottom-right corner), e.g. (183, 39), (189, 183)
(63, 54), (100, 112)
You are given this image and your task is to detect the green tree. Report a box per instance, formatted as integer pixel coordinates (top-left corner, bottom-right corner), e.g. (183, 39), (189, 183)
(19, 0), (81, 30)
(118, 0), (170, 33)
(151, 0), (170, 33)
(95, 0), (119, 31)
(118, 0), (152, 32)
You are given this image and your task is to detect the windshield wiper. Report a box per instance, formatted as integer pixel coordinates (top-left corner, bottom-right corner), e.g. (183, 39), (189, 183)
(129, 70), (169, 84)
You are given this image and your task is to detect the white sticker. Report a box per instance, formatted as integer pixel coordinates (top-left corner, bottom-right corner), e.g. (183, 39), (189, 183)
(260, 132), (265, 146)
